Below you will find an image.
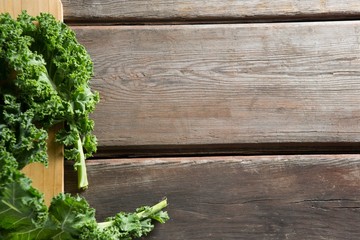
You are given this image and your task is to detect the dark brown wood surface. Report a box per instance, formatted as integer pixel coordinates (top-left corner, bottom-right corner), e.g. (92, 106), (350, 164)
(73, 21), (360, 155)
(61, 2), (360, 239)
(63, 0), (360, 23)
(65, 155), (360, 239)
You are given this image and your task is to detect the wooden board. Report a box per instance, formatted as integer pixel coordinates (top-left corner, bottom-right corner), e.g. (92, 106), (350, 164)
(21, 125), (64, 206)
(0, 0), (63, 21)
(65, 155), (360, 239)
(73, 21), (360, 155)
(0, 0), (64, 206)
(62, 0), (360, 23)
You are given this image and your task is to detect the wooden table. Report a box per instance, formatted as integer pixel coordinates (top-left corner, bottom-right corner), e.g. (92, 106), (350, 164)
(60, 1), (360, 239)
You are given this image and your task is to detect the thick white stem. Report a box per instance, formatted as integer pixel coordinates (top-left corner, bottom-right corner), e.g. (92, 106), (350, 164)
(76, 136), (88, 189)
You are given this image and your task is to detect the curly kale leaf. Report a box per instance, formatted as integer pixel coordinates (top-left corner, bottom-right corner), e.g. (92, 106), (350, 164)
(80, 199), (169, 240)
(0, 11), (99, 189)
(0, 148), (47, 236)
(0, 168), (95, 240)
(0, 94), (48, 169)
(0, 165), (169, 240)
(33, 13), (99, 190)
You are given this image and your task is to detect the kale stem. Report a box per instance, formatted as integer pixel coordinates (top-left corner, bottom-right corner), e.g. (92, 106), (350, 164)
(97, 221), (112, 231)
(76, 135), (88, 189)
(136, 198), (168, 219)
(97, 199), (168, 231)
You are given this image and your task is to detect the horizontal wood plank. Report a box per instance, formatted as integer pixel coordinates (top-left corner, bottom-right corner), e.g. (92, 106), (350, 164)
(62, 0), (360, 23)
(73, 21), (360, 154)
(65, 155), (360, 239)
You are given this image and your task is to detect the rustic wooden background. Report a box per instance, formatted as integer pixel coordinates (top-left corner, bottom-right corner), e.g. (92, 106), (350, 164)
(63, 1), (360, 239)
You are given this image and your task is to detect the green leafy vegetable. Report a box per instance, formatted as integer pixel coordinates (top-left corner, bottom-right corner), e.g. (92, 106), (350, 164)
(1, 11), (99, 189)
(0, 11), (169, 239)
(0, 166), (169, 239)
(81, 199), (169, 240)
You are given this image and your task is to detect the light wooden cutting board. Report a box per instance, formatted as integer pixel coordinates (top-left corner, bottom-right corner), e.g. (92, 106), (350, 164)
(0, 0), (64, 206)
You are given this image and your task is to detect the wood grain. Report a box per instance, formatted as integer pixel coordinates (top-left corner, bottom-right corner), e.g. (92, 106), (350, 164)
(22, 125), (64, 206)
(65, 154), (360, 239)
(62, 0), (360, 23)
(73, 21), (360, 154)
(0, 0), (63, 21)
(0, 0), (64, 206)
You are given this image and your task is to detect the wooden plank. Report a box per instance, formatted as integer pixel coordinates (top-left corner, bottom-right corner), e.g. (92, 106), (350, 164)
(65, 155), (360, 239)
(62, 0), (360, 23)
(0, 0), (64, 206)
(73, 21), (360, 155)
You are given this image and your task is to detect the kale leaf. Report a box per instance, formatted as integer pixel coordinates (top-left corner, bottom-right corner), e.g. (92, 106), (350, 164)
(1, 11), (99, 189)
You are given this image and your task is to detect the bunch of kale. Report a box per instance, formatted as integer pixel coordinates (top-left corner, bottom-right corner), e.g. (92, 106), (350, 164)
(0, 12), (168, 239)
